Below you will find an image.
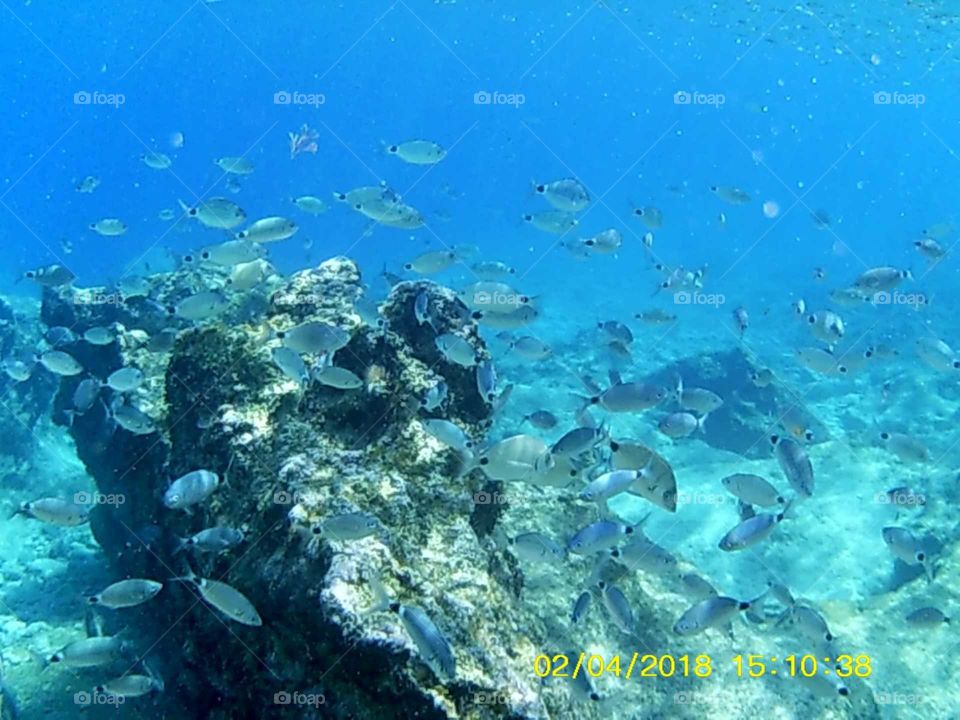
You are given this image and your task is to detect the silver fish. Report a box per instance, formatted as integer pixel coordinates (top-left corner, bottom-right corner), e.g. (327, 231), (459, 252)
(279, 322), (350, 355)
(718, 512), (784, 551)
(87, 579), (163, 609)
(39, 350), (83, 376)
(390, 602), (456, 680)
(163, 470), (220, 510)
(420, 381), (448, 411)
(420, 419), (473, 452)
(771, 435), (815, 498)
(905, 607), (950, 628)
(48, 636), (129, 668)
(175, 526), (244, 554)
(316, 512), (381, 541)
(272, 346), (309, 384)
(674, 596), (750, 636)
(568, 520), (634, 555)
(180, 575), (262, 626)
(16, 497), (89, 526)
(72, 378), (101, 413)
(599, 581), (635, 635)
(571, 591), (592, 624)
(95, 674), (163, 698)
(173, 291), (229, 321)
(113, 404), (156, 435)
(511, 532), (564, 564)
(578, 469), (638, 503)
(435, 334), (477, 367)
(721, 474), (784, 507)
(476, 360), (497, 403)
(105, 367), (144, 393)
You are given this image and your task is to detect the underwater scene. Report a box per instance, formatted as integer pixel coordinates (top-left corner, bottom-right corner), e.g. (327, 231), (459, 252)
(0, 1), (958, 718)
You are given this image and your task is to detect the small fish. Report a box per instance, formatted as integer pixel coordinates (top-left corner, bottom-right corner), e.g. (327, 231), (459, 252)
(599, 581), (635, 635)
(163, 470), (220, 510)
(880, 431), (930, 463)
(750, 367), (776, 387)
(389, 602), (455, 679)
(718, 512), (784, 551)
(83, 326), (115, 346)
(552, 426), (606, 457)
(420, 419), (473, 452)
(420, 380), (448, 411)
(710, 185), (751, 204)
(771, 435), (815, 498)
(721, 474), (784, 507)
(578, 470), (638, 503)
(915, 337), (959, 372)
(386, 139), (446, 165)
(779, 604), (834, 644)
(571, 591), (592, 624)
(795, 347), (847, 376)
(23, 264), (76, 287)
(568, 520), (634, 555)
(292, 195), (328, 214)
(533, 178), (590, 212)
(733, 307), (749, 337)
(236, 216), (298, 244)
(435, 334), (477, 367)
(75, 175), (100, 193)
(905, 607), (950, 628)
(477, 434), (554, 481)
(228, 258), (273, 291)
(177, 574), (262, 626)
(173, 291), (229, 321)
(158, 208), (176, 220)
(88, 579), (163, 609)
(510, 532), (564, 564)
(881, 526), (933, 578)
(674, 596), (751, 635)
(39, 350), (83, 376)
(609, 532), (677, 575)
(45, 326), (78, 346)
(214, 156), (255, 174)
(272, 347), (309, 385)
(587, 382), (667, 413)
(472, 260), (516, 279)
(105, 367), (144, 393)
(680, 573), (717, 600)
(510, 336), (552, 360)
(179, 197), (247, 229)
(198, 238), (265, 266)
(476, 360), (497, 402)
(175, 526), (244, 554)
(633, 206), (663, 229)
(112, 403), (156, 434)
(72, 378), (101, 413)
(146, 329), (178, 353)
(278, 321), (350, 355)
(914, 237), (946, 262)
(47, 636), (129, 668)
(405, 250), (458, 275)
(522, 211), (578, 234)
(635, 309), (677, 325)
(142, 151), (172, 170)
(313, 364), (364, 390)
(89, 218), (128, 236)
(885, 486), (926, 508)
(523, 410), (557, 429)
(852, 266), (912, 294)
(95, 674), (163, 698)
(807, 311), (845, 345)
(2, 354), (34, 382)
(315, 512), (381, 541)
(15, 497), (89, 526)
(117, 276), (151, 298)
(658, 412), (706, 438)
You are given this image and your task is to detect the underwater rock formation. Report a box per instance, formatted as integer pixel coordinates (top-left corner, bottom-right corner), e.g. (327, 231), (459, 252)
(40, 257), (879, 719)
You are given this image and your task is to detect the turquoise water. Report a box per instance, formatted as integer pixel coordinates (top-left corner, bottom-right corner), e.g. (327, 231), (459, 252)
(1, 2), (959, 718)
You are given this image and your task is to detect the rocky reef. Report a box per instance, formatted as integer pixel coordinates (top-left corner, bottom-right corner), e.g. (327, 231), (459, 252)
(38, 256), (879, 719)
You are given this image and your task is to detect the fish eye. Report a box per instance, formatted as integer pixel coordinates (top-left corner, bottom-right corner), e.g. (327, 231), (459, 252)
(389, 145), (398, 152)
(880, 431), (890, 440)
(536, 184), (545, 192)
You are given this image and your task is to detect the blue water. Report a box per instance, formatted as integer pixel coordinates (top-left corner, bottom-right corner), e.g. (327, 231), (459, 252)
(2, 2), (960, 718)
